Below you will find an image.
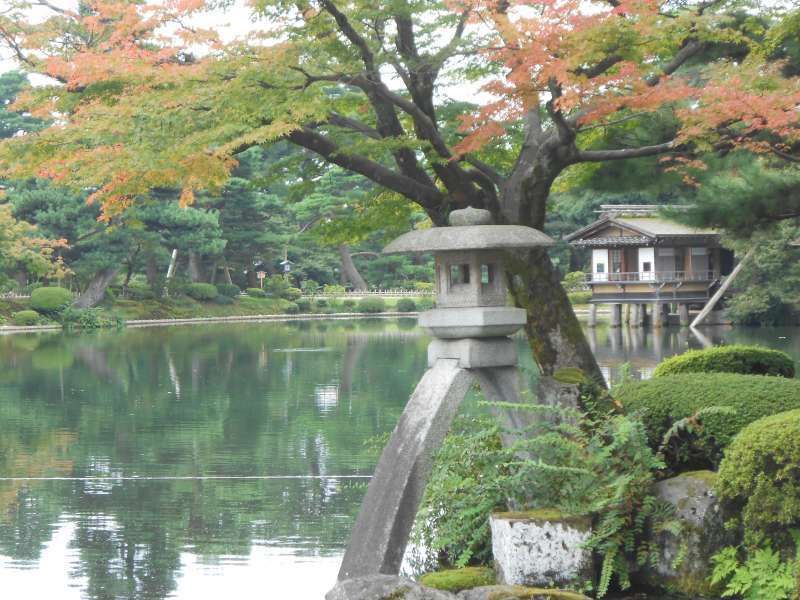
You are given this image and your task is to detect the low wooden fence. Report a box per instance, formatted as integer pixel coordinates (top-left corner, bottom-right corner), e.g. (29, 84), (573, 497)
(303, 288), (434, 298)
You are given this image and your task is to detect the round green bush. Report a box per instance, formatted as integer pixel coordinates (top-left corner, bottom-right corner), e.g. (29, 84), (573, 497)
(11, 310), (41, 326)
(284, 302), (300, 314)
(653, 344), (795, 378)
(30, 286), (73, 315)
(282, 287), (302, 301)
(125, 281), (156, 300)
(246, 287), (266, 298)
(357, 297), (386, 313)
(615, 373), (800, 466)
(213, 294), (234, 305)
(215, 283), (241, 298)
(341, 299), (355, 309)
(296, 299), (312, 313)
(185, 282), (218, 301)
(717, 409), (800, 547)
(315, 298), (328, 308)
(417, 298), (435, 311)
(567, 291), (592, 305)
(396, 298), (417, 313)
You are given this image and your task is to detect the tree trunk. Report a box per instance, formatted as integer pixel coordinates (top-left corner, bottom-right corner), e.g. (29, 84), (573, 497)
(13, 270), (27, 289)
(145, 254), (160, 291)
(338, 244), (368, 291)
(187, 251), (203, 282)
(73, 268), (119, 309)
(222, 258), (233, 285)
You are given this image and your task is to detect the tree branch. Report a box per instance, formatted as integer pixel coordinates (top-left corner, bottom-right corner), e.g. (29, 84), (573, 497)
(577, 140), (676, 162)
(319, 0), (376, 73)
(327, 113), (382, 140)
(463, 155), (505, 187)
(286, 126), (443, 208)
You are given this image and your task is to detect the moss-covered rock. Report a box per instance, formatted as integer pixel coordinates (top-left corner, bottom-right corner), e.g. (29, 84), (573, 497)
(420, 567), (496, 593)
(456, 585), (590, 600)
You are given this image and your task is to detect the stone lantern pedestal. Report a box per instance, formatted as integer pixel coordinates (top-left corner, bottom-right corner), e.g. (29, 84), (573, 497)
(336, 208), (554, 583)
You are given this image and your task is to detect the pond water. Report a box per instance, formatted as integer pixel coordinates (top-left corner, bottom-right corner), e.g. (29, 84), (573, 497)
(0, 318), (798, 599)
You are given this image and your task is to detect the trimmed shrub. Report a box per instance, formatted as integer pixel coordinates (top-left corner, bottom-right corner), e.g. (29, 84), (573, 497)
(296, 299), (312, 313)
(125, 281), (156, 300)
(61, 307), (123, 329)
(213, 294), (234, 305)
(246, 287), (266, 298)
(30, 286), (72, 315)
(300, 279), (320, 294)
(284, 302), (300, 314)
(357, 297), (386, 313)
(568, 291), (592, 305)
(615, 374), (800, 467)
(396, 298), (417, 312)
(282, 287), (302, 301)
(315, 298), (328, 308)
(341, 299), (355, 309)
(419, 567), (495, 593)
(653, 344), (795, 378)
(215, 283), (241, 298)
(185, 282), (218, 301)
(322, 284), (346, 296)
(417, 298), (435, 311)
(11, 310), (42, 326)
(264, 276), (291, 297)
(413, 281), (434, 292)
(717, 409), (800, 547)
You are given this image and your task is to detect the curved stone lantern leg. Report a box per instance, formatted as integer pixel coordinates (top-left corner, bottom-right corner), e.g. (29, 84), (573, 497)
(338, 358), (474, 580)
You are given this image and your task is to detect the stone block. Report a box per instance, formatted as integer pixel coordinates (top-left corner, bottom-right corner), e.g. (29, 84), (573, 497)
(636, 470), (733, 597)
(326, 575), (455, 600)
(428, 338), (518, 368)
(457, 586), (590, 600)
(490, 510), (593, 589)
(419, 307), (526, 339)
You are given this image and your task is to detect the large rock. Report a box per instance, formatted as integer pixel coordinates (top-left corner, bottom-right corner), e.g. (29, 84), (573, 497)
(457, 586), (590, 600)
(490, 510), (593, 589)
(326, 575), (455, 600)
(638, 470), (733, 597)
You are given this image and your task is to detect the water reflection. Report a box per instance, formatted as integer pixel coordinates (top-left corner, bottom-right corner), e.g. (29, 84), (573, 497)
(0, 319), (797, 599)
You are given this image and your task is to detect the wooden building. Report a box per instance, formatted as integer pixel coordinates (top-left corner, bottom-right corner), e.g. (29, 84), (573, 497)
(564, 205), (734, 327)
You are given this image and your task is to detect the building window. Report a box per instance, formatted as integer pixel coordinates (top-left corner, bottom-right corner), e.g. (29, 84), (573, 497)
(480, 264), (493, 285)
(449, 264), (470, 286)
(596, 263), (605, 273)
(642, 262), (652, 272)
(611, 249), (622, 273)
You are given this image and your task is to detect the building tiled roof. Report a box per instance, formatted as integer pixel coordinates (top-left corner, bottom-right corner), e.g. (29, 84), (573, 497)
(572, 236), (650, 247)
(616, 217), (717, 236)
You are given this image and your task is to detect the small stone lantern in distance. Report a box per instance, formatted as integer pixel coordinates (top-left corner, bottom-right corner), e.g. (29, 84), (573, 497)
(384, 207), (555, 368)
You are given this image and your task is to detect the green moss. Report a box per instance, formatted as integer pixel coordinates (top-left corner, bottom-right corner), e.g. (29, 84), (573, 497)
(493, 509), (591, 531)
(679, 470), (718, 487)
(653, 345), (795, 378)
(474, 585), (590, 600)
(419, 566), (495, 592)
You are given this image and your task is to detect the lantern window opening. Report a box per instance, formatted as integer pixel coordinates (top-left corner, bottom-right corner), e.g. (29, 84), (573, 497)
(449, 264), (470, 287)
(480, 264), (494, 286)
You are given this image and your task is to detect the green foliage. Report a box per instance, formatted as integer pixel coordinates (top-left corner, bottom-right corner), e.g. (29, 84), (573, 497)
(615, 374), (800, 468)
(30, 287), (72, 315)
(184, 283), (218, 301)
(283, 287), (302, 301)
(341, 299), (355, 310)
(419, 567), (496, 592)
(710, 544), (798, 600)
(568, 291), (592, 305)
(413, 281), (434, 292)
(215, 283), (241, 298)
(416, 406), (671, 597)
(652, 345), (795, 378)
(396, 298), (417, 313)
(295, 299), (312, 312)
(123, 281), (156, 301)
(212, 295), (234, 305)
(11, 310), (42, 326)
(283, 302), (300, 314)
(300, 279), (319, 294)
(717, 410), (800, 548)
(315, 298), (328, 308)
(323, 284), (346, 296)
(245, 288), (266, 298)
(264, 276), (290, 297)
(562, 271), (587, 293)
(356, 297), (385, 313)
(60, 307), (123, 330)
(417, 298), (435, 311)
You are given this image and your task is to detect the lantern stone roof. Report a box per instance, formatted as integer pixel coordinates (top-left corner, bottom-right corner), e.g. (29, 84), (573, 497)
(384, 208), (555, 254)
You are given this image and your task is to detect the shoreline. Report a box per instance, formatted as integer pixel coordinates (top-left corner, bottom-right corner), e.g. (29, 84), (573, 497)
(0, 306), (609, 335)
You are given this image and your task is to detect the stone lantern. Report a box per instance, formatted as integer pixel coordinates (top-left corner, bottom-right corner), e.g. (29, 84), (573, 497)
(384, 207), (554, 367)
(336, 208), (555, 585)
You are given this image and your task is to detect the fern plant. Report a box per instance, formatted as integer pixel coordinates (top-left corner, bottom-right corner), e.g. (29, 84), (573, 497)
(710, 543), (798, 600)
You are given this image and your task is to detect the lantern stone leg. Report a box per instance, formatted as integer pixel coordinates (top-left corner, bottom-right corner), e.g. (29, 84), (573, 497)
(338, 358), (474, 580)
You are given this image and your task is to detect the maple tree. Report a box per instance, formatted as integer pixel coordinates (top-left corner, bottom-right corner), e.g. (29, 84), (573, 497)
(0, 0), (798, 379)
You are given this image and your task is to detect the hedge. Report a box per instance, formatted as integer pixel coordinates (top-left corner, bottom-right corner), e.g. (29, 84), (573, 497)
(215, 283), (241, 298)
(567, 291), (592, 305)
(296, 299), (312, 313)
(653, 344), (795, 378)
(284, 302), (300, 314)
(396, 298), (417, 312)
(246, 287), (266, 298)
(717, 409), (800, 547)
(357, 297), (386, 313)
(615, 373), (800, 466)
(30, 287), (73, 315)
(11, 310), (42, 326)
(185, 282), (218, 301)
